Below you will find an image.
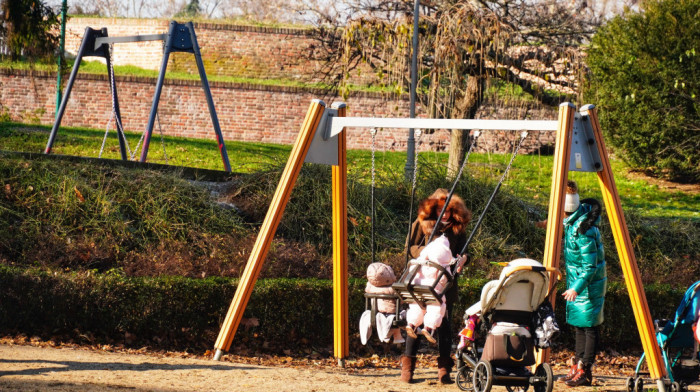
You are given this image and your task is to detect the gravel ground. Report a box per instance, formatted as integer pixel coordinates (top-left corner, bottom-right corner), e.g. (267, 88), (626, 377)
(1, 343), (698, 392)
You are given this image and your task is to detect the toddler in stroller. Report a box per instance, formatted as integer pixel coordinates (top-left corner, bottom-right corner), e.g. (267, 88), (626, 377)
(628, 280), (700, 392)
(455, 258), (559, 392)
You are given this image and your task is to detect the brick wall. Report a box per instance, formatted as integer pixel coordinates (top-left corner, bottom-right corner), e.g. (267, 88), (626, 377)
(0, 69), (556, 155)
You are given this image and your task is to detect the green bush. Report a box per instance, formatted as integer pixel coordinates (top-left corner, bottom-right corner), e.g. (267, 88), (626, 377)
(0, 0), (58, 61)
(584, 0), (700, 182)
(0, 265), (687, 352)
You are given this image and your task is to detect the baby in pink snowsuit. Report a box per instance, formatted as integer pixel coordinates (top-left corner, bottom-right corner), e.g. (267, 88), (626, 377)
(405, 234), (453, 344)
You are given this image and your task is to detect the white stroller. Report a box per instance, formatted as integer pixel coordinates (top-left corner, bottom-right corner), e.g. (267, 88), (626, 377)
(456, 258), (559, 392)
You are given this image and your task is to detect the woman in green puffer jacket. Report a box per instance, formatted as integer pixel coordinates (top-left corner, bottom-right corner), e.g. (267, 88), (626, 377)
(560, 180), (607, 387)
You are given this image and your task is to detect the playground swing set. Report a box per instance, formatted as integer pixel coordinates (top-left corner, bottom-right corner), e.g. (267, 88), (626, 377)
(44, 21), (232, 172)
(210, 99), (676, 391)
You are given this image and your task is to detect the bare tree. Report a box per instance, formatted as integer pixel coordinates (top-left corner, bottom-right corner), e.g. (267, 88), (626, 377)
(305, 0), (606, 175)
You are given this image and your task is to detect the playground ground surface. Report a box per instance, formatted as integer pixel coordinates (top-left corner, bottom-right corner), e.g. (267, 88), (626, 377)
(1, 342), (699, 392)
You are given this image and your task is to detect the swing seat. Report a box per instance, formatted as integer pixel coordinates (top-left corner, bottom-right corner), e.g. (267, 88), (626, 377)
(392, 258), (455, 309)
(364, 292), (406, 328)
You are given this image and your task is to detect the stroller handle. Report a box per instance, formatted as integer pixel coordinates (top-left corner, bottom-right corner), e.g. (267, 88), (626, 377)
(504, 265), (561, 280)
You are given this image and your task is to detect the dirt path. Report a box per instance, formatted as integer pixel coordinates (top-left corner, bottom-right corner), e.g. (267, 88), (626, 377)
(1, 344), (698, 392)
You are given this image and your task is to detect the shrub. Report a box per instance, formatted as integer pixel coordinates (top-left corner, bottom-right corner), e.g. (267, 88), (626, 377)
(584, 0), (700, 182)
(0, 265), (686, 353)
(0, 0), (59, 61)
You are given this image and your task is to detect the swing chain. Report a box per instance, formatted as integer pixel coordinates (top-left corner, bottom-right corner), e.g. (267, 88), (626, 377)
(156, 111), (169, 164)
(504, 131), (529, 176)
(453, 130), (481, 187)
(461, 131), (529, 253)
(404, 129), (422, 265)
(106, 43), (136, 159)
(411, 129), (422, 192)
(427, 129), (481, 244)
(370, 128), (377, 193)
(370, 128), (377, 264)
(98, 111), (114, 159)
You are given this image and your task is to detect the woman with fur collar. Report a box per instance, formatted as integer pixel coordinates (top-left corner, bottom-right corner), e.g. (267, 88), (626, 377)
(400, 188), (471, 385)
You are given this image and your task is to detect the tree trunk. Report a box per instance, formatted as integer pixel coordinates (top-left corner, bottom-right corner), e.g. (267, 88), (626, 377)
(447, 75), (485, 179)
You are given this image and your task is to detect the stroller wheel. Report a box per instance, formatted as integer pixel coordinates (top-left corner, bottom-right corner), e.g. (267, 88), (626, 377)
(634, 377), (644, 392)
(472, 360), (493, 392)
(533, 363), (553, 392)
(626, 377), (635, 392)
(506, 385), (529, 392)
(456, 366), (474, 391)
(670, 381), (681, 392)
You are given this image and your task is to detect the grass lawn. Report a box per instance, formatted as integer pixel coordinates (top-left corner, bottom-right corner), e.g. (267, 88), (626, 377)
(1, 121), (697, 220)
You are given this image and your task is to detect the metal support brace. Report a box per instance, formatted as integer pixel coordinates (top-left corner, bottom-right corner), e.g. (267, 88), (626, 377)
(94, 34), (167, 49)
(305, 107), (339, 165)
(569, 112), (603, 172)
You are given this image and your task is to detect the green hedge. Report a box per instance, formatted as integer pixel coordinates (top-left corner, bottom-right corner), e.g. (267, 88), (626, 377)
(0, 266), (687, 352)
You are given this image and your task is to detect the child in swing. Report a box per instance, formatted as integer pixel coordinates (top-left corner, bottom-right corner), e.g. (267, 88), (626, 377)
(404, 228), (453, 344)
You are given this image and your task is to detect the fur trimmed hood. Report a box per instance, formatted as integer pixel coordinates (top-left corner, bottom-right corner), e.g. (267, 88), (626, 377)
(576, 198), (602, 235)
(417, 193), (471, 236)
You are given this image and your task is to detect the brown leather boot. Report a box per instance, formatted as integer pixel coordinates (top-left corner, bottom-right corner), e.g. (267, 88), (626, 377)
(400, 356), (417, 383)
(437, 356), (454, 384)
(565, 363), (592, 387)
(559, 360), (579, 383)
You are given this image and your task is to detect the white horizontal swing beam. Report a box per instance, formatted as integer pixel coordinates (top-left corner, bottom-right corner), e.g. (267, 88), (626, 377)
(328, 117), (558, 138)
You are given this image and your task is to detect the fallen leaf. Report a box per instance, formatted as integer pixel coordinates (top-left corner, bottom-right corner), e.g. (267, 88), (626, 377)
(74, 186), (85, 202)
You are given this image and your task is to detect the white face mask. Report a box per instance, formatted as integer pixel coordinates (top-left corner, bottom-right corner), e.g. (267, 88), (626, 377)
(564, 193), (580, 213)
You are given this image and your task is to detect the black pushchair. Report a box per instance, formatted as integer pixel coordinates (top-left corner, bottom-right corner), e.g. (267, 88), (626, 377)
(455, 259), (559, 392)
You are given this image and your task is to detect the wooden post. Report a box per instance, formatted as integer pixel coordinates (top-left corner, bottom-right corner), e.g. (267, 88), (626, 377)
(536, 102), (576, 366)
(581, 105), (667, 382)
(331, 103), (349, 365)
(213, 100), (326, 359)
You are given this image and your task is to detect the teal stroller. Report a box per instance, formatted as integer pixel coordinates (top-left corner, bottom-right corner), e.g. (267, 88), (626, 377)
(627, 281), (700, 392)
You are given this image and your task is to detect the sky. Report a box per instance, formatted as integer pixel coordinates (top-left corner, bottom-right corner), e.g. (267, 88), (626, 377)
(43, 0), (637, 25)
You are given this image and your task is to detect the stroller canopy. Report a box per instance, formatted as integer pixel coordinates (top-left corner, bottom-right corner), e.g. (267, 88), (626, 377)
(480, 258), (552, 314)
(674, 280), (700, 326)
(658, 280), (700, 349)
